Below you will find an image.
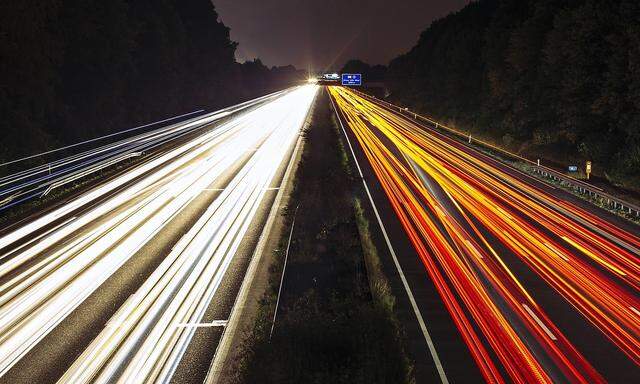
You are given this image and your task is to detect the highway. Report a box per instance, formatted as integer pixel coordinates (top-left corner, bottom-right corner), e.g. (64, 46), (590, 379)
(329, 86), (640, 383)
(0, 90), (291, 212)
(0, 85), (317, 383)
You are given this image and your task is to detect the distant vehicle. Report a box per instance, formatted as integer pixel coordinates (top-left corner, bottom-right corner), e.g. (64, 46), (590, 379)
(317, 73), (341, 85)
(319, 73), (340, 81)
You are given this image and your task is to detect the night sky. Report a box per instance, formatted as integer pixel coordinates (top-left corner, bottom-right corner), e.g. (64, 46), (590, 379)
(214, 0), (471, 72)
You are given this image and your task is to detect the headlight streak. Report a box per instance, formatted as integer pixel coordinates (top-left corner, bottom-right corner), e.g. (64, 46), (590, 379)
(56, 85), (317, 384)
(330, 86), (639, 383)
(0, 85), (317, 379)
(0, 89), (292, 212)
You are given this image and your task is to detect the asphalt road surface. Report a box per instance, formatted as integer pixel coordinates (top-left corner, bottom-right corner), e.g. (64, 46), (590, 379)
(0, 85), (317, 384)
(329, 86), (640, 384)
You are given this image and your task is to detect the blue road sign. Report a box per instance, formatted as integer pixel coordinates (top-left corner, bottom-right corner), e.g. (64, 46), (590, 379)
(342, 73), (362, 86)
(568, 165), (578, 172)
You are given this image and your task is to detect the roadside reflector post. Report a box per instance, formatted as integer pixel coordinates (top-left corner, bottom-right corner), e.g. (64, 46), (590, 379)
(468, 134), (472, 143)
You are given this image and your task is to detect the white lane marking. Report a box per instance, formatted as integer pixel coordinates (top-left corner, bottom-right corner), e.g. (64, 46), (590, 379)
(204, 97), (311, 384)
(330, 94), (450, 384)
(522, 303), (557, 341)
(176, 320), (228, 328)
(270, 206), (298, 339)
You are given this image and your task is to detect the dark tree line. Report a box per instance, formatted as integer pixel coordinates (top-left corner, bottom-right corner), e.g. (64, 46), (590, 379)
(0, 1), (304, 165)
(341, 59), (387, 82)
(384, 0), (640, 188)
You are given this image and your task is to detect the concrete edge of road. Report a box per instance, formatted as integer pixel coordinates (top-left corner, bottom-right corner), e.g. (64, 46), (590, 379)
(328, 90), (449, 384)
(203, 90), (316, 384)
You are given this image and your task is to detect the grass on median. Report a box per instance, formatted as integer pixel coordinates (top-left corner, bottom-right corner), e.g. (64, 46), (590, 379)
(231, 90), (414, 384)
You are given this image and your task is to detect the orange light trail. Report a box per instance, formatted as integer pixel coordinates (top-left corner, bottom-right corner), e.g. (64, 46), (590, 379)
(329, 86), (639, 383)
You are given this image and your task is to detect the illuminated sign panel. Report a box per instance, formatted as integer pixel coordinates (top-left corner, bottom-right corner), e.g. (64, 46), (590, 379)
(341, 73), (362, 86)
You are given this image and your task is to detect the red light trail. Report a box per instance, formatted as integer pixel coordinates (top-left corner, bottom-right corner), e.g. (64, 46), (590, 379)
(330, 86), (639, 383)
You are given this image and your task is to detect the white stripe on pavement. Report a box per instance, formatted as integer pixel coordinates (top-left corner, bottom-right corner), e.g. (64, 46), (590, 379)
(330, 93), (449, 384)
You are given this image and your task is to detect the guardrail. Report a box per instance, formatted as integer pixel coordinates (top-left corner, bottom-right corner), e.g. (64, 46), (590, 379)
(0, 87), (295, 212)
(40, 152), (143, 197)
(348, 87), (640, 218)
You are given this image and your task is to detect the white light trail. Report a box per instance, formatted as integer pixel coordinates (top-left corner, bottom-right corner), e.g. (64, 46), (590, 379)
(0, 85), (318, 379)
